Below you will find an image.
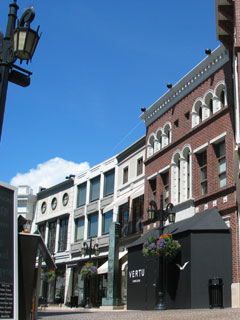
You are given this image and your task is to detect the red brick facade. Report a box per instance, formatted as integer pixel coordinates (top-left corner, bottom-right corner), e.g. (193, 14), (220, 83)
(142, 60), (240, 284)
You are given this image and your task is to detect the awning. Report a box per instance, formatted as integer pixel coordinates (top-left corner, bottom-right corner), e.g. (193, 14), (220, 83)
(97, 250), (128, 274)
(103, 184), (144, 213)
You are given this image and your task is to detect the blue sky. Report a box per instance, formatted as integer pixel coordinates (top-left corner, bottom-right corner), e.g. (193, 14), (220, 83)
(0, 0), (220, 192)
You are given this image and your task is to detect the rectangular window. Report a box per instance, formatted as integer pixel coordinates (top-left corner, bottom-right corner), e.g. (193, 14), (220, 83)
(123, 167), (128, 184)
(75, 217), (84, 241)
(216, 141), (226, 188)
(102, 210), (113, 234)
(47, 221), (56, 254)
(131, 195), (144, 234)
(149, 178), (156, 202)
(119, 203), (129, 237)
(77, 183), (87, 207)
(58, 217), (69, 252)
(198, 150), (208, 195)
(137, 157), (143, 176)
(90, 176), (100, 202)
(88, 212), (98, 238)
(38, 224), (46, 241)
(161, 172), (169, 206)
(104, 170), (115, 197)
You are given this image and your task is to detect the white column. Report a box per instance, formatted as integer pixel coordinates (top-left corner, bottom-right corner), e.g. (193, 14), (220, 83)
(55, 218), (60, 253)
(162, 133), (168, 148)
(154, 138), (160, 152)
(213, 95), (221, 113)
(191, 111), (199, 127)
(201, 103), (209, 120)
(64, 266), (72, 304)
(171, 163), (178, 205)
(45, 221), (49, 246)
(180, 158), (187, 202)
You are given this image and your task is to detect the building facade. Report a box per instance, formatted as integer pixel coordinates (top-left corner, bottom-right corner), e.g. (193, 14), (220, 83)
(32, 178), (74, 305)
(69, 155), (117, 307)
(17, 185), (36, 221)
(140, 43), (240, 306)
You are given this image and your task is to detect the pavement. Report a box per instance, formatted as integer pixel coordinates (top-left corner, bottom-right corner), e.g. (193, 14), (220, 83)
(37, 307), (240, 320)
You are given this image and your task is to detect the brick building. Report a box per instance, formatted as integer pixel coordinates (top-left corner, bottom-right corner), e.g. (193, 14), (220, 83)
(138, 0), (240, 306)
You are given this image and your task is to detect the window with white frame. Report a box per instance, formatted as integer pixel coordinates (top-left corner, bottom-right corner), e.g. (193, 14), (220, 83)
(123, 166), (128, 184)
(171, 147), (192, 204)
(77, 182), (87, 207)
(104, 169), (115, 197)
(102, 210), (113, 234)
(89, 176), (100, 202)
(197, 150), (208, 195)
(137, 157), (143, 176)
(215, 141), (226, 188)
(88, 212), (98, 238)
(156, 130), (162, 151)
(192, 83), (226, 128)
(58, 216), (69, 252)
(163, 123), (171, 146)
(75, 217), (84, 241)
(147, 135), (155, 157)
(47, 220), (56, 254)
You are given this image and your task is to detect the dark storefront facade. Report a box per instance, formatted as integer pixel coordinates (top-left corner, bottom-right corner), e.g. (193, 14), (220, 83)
(127, 209), (232, 310)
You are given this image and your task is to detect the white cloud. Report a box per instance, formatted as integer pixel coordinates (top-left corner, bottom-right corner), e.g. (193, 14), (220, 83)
(10, 157), (90, 194)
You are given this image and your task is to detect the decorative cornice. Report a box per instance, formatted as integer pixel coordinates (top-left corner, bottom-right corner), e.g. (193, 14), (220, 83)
(140, 45), (229, 127)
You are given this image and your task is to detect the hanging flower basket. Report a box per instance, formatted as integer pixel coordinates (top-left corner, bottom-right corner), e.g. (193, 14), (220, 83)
(80, 262), (97, 279)
(142, 233), (181, 260)
(41, 269), (56, 282)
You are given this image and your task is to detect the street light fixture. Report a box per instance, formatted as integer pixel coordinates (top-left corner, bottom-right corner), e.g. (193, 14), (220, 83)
(0, 0), (41, 141)
(81, 238), (99, 308)
(147, 195), (176, 310)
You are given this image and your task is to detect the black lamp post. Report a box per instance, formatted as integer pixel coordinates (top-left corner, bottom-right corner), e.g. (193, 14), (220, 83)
(147, 195), (176, 310)
(81, 238), (99, 308)
(0, 0), (40, 141)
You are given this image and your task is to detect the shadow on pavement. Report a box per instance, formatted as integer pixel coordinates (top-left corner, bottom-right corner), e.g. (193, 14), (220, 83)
(37, 311), (87, 318)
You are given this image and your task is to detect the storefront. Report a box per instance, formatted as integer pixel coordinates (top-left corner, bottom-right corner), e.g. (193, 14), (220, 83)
(127, 208), (232, 309)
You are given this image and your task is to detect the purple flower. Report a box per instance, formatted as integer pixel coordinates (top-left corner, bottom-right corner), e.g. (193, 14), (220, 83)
(157, 238), (165, 249)
(150, 242), (156, 248)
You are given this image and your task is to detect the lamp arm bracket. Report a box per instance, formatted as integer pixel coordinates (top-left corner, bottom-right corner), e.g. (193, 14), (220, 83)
(166, 203), (174, 211)
(19, 7), (35, 27)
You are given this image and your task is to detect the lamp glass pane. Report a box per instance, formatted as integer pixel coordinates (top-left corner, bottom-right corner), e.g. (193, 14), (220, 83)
(168, 212), (175, 223)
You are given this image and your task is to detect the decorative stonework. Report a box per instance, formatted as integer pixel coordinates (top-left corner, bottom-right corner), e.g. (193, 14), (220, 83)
(140, 46), (229, 127)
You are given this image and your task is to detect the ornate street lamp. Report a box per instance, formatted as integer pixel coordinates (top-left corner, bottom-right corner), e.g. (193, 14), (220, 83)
(0, 0), (41, 141)
(147, 195), (176, 310)
(81, 238), (99, 308)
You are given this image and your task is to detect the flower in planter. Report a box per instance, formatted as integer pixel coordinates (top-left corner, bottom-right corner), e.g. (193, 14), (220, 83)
(80, 262), (97, 278)
(41, 269), (56, 282)
(143, 233), (180, 259)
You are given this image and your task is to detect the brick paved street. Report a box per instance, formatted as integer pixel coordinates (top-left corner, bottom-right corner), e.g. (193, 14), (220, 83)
(37, 308), (240, 320)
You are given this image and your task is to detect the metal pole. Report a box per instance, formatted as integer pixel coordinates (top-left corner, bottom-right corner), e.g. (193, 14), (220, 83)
(0, 1), (18, 141)
(85, 239), (92, 309)
(154, 195), (166, 310)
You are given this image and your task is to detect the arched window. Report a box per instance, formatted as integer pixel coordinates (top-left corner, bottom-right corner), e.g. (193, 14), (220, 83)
(171, 147), (192, 204)
(203, 92), (214, 119)
(163, 122), (172, 146)
(156, 129), (163, 152)
(147, 135), (155, 158)
(192, 100), (202, 128)
(215, 82), (226, 111)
